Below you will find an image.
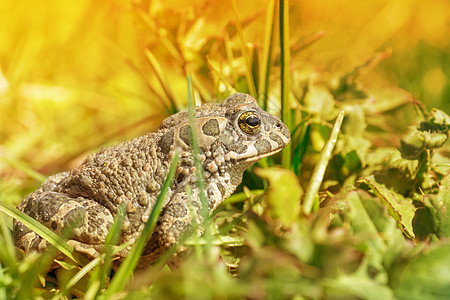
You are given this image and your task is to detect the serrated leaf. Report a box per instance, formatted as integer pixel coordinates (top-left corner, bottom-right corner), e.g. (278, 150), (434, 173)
(254, 167), (302, 226)
(360, 176), (416, 239)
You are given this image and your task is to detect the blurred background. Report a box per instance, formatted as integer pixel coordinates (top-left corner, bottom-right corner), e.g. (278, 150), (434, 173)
(0, 0), (449, 202)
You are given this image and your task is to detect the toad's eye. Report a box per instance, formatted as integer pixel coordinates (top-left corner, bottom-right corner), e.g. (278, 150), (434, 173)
(238, 111), (261, 135)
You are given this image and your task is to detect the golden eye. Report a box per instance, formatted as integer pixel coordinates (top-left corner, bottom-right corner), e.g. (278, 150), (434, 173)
(238, 111), (261, 135)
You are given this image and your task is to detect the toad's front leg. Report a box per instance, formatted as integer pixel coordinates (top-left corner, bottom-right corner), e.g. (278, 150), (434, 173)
(138, 190), (202, 267)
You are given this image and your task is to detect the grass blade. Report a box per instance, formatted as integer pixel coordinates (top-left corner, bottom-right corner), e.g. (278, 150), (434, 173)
(0, 214), (17, 273)
(186, 75), (212, 259)
(1, 156), (47, 183)
(280, 0), (292, 169)
(135, 8), (184, 66)
(303, 111), (345, 215)
(87, 203), (126, 298)
(102, 150), (180, 297)
(224, 31), (239, 88)
(0, 201), (83, 265)
(230, 0), (257, 97)
(207, 56), (236, 94)
(145, 49), (178, 114)
(53, 241), (132, 300)
(259, 0), (276, 110)
(51, 257), (102, 300)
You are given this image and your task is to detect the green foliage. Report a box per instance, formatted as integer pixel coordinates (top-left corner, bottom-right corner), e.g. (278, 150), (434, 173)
(254, 167), (302, 226)
(392, 244), (450, 299)
(1, 0), (450, 299)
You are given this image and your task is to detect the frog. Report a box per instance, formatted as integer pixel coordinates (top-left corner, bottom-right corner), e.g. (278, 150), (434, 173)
(13, 93), (290, 267)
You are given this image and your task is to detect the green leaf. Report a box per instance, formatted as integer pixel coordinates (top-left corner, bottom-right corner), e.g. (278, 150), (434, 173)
(422, 173), (450, 238)
(304, 82), (335, 119)
(346, 191), (387, 253)
(416, 108), (449, 149)
(324, 272), (394, 300)
(360, 176), (416, 239)
(337, 104), (372, 165)
(429, 108), (450, 126)
(419, 131), (448, 149)
(394, 243), (450, 300)
(254, 167), (302, 226)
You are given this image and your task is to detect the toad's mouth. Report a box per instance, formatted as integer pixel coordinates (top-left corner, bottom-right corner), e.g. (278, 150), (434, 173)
(238, 147), (285, 163)
(230, 134), (290, 163)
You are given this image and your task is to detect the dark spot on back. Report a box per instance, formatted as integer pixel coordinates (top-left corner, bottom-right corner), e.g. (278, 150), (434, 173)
(179, 125), (192, 147)
(202, 119), (220, 136)
(159, 129), (174, 153)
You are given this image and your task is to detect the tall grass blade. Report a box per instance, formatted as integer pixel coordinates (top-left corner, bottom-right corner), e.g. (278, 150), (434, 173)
(224, 31), (239, 88)
(145, 49), (178, 114)
(190, 72), (212, 101)
(280, 0), (292, 169)
(259, 0), (276, 110)
(207, 57), (236, 94)
(0, 213), (17, 272)
(54, 240), (133, 300)
(104, 40), (169, 111)
(98, 203), (125, 275)
(135, 8), (184, 66)
(186, 75), (212, 259)
(230, 0), (257, 97)
(303, 111), (345, 215)
(1, 157), (47, 183)
(102, 150), (180, 298)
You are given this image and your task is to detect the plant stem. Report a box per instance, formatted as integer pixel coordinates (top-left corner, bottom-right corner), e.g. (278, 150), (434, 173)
(280, 0), (292, 169)
(303, 111), (345, 215)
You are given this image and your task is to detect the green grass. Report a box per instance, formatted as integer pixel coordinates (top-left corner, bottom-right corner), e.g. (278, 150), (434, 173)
(0, 1), (450, 299)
